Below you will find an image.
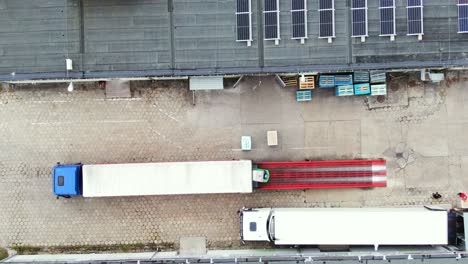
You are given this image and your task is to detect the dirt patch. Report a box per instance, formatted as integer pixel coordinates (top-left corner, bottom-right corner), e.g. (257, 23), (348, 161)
(389, 82), (400, 92)
(10, 245), (41, 255)
(407, 80), (418, 87)
(9, 242), (275, 256)
(11, 242), (175, 255)
(207, 241), (273, 250)
(0, 247), (8, 260)
(445, 71), (460, 87)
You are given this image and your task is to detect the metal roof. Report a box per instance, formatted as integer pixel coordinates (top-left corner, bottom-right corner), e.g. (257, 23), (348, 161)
(0, 0), (467, 81)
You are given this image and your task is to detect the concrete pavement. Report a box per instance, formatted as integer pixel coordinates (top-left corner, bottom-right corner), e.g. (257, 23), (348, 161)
(0, 71), (466, 249)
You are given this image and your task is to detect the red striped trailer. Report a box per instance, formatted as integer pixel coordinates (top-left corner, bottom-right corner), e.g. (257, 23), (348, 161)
(255, 159), (386, 190)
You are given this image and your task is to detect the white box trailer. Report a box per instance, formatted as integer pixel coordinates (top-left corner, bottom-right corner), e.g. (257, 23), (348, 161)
(241, 207), (448, 248)
(53, 160), (267, 198)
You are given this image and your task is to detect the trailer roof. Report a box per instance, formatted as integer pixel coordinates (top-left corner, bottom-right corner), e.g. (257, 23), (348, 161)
(271, 208), (448, 246)
(82, 160), (253, 197)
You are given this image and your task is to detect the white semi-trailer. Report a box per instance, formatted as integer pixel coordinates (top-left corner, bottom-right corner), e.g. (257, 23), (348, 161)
(53, 160), (269, 198)
(240, 207), (448, 248)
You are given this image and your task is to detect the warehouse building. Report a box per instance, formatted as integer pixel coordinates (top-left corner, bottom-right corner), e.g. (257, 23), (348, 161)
(0, 0), (467, 82)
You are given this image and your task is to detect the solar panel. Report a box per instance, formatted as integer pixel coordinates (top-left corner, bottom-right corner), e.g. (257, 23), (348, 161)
(236, 0), (252, 44)
(292, 0), (305, 10)
(352, 0), (366, 8)
(264, 12), (279, 39)
(407, 0), (423, 37)
(379, 0), (396, 38)
(237, 14), (251, 41)
(237, 0), (250, 12)
(408, 0), (422, 5)
(380, 0), (394, 7)
(459, 0), (468, 33)
(351, 0), (367, 39)
(319, 0), (333, 9)
(319, 0), (335, 41)
(291, 0), (307, 40)
(264, 0), (277, 11)
(264, 0), (280, 43)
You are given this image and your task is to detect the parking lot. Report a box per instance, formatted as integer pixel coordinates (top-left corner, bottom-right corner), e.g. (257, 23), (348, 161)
(1, 71), (468, 250)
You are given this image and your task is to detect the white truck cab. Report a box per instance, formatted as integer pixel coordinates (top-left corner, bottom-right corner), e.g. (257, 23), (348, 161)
(240, 208), (272, 242)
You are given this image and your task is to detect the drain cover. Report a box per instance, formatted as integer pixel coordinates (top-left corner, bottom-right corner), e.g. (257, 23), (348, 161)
(390, 83), (399, 91)
(377, 95), (386, 103)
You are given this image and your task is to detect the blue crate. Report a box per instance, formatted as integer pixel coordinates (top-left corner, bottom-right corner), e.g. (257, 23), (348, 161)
(335, 85), (354, 96)
(335, 74), (353, 86)
(354, 83), (370, 95)
(296, 90), (312, 101)
(353, 72), (370, 83)
(319, 75), (335, 88)
(370, 71), (386, 84)
(370, 84), (387, 96)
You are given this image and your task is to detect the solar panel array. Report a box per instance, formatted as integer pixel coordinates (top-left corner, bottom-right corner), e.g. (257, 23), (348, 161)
(236, 0), (466, 44)
(319, 0), (335, 38)
(291, 0), (307, 39)
(407, 0), (423, 35)
(236, 0), (252, 42)
(379, 0), (396, 36)
(351, 0), (367, 37)
(459, 0), (468, 33)
(264, 0), (280, 40)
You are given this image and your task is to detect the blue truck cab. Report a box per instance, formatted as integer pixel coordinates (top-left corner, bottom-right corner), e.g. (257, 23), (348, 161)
(53, 164), (83, 197)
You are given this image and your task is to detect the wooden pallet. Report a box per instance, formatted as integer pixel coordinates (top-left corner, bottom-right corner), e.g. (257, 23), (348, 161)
(335, 85), (354, 96)
(370, 84), (387, 96)
(282, 76), (298, 87)
(299, 76), (315, 90)
(354, 71), (370, 83)
(335, 74), (353, 86)
(370, 71), (386, 84)
(319, 75), (335, 88)
(296, 90), (312, 101)
(354, 83), (370, 95)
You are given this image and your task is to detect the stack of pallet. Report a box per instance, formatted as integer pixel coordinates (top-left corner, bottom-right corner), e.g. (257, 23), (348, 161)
(296, 75), (315, 102)
(335, 74), (354, 96)
(335, 85), (354, 96)
(370, 71), (387, 96)
(353, 72), (370, 95)
(319, 74), (355, 96)
(297, 72), (387, 99)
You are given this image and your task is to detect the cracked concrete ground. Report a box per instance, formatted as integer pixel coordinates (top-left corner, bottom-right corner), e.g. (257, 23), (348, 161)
(0, 71), (467, 249)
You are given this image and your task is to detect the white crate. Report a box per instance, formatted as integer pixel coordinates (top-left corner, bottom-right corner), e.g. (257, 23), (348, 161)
(267, 131), (278, 146)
